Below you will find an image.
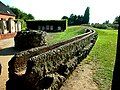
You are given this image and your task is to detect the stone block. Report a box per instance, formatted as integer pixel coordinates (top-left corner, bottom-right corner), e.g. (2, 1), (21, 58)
(14, 30), (47, 50)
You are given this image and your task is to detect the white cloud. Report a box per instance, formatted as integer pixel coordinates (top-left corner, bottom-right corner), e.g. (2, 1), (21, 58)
(9, 0), (120, 23)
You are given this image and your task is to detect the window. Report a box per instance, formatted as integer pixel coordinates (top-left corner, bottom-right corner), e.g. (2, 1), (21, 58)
(58, 26), (61, 30)
(46, 25), (49, 30)
(38, 26), (41, 30)
(42, 26), (45, 30)
(50, 26), (53, 30)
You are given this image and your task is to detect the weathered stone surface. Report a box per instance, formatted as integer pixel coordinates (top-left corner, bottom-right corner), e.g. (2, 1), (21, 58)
(14, 30), (47, 50)
(7, 29), (98, 90)
(0, 63), (1, 75)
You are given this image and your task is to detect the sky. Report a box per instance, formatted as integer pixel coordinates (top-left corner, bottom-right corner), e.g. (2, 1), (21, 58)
(1, 0), (120, 23)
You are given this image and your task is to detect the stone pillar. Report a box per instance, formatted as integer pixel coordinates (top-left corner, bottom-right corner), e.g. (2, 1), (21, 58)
(15, 22), (18, 32)
(8, 18), (16, 33)
(0, 19), (8, 34)
(0, 20), (2, 34)
(0, 63), (2, 75)
(17, 21), (21, 32)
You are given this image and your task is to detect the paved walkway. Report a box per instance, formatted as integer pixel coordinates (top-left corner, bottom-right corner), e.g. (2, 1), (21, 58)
(0, 38), (17, 90)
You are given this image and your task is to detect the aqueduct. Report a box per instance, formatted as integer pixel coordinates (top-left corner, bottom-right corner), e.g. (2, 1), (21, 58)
(7, 28), (97, 90)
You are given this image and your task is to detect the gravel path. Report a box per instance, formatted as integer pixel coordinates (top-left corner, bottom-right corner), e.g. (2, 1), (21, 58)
(0, 38), (17, 90)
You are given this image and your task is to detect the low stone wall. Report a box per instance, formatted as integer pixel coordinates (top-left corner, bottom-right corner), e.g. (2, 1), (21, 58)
(7, 29), (98, 90)
(9, 30), (92, 74)
(0, 32), (16, 40)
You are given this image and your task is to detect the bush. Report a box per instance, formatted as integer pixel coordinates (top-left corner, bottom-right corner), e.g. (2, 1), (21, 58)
(91, 23), (108, 29)
(17, 19), (27, 30)
(91, 23), (118, 30)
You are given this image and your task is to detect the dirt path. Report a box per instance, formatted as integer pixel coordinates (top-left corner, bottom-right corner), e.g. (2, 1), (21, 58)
(60, 61), (98, 90)
(0, 38), (17, 90)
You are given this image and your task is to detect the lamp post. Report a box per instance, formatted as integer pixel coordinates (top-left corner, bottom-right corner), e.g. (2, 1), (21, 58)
(112, 16), (120, 90)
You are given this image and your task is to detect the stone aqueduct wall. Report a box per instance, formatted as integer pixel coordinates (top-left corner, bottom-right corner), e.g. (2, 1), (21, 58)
(7, 29), (98, 90)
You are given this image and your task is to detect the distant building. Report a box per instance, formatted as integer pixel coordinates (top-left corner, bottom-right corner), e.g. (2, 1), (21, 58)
(26, 20), (67, 32)
(0, 1), (15, 20)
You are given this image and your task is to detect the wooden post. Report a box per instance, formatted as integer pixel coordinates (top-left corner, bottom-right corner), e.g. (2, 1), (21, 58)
(112, 16), (120, 90)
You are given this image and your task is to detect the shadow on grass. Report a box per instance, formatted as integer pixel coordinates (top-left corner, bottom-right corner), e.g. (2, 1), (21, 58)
(0, 47), (18, 56)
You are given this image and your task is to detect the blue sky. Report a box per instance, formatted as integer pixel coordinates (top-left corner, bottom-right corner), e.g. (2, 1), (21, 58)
(1, 0), (120, 23)
(1, 0), (10, 5)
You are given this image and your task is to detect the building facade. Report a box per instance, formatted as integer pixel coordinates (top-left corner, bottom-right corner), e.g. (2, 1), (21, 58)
(0, 1), (16, 20)
(26, 20), (67, 32)
(0, 1), (21, 39)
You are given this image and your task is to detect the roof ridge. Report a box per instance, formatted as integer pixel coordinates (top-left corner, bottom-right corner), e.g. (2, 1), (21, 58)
(0, 1), (16, 16)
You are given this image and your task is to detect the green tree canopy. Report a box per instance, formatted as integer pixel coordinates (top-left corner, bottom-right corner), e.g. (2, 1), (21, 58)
(62, 16), (68, 19)
(61, 7), (90, 26)
(8, 6), (35, 29)
(113, 16), (120, 24)
(83, 7), (90, 24)
(9, 6), (34, 20)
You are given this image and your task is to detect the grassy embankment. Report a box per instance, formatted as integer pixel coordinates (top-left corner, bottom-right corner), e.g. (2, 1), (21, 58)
(46, 26), (85, 45)
(88, 29), (117, 90)
(46, 26), (117, 90)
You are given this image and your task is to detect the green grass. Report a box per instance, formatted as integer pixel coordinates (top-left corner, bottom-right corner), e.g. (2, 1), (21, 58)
(46, 26), (85, 45)
(86, 29), (117, 90)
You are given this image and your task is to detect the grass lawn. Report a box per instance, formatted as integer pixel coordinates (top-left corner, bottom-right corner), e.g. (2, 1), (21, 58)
(86, 29), (117, 90)
(46, 26), (85, 45)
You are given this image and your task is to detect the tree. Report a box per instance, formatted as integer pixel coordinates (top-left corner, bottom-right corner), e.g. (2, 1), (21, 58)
(76, 15), (84, 25)
(9, 7), (21, 19)
(113, 16), (119, 24)
(83, 7), (90, 24)
(61, 7), (90, 26)
(9, 6), (34, 29)
(27, 14), (34, 20)
(69, 14), (75, 25)
(103, 20), (109, 24)
(62, 16), (68, 19)
(112, 16), (119, 29)
(9, 6), (34, 20)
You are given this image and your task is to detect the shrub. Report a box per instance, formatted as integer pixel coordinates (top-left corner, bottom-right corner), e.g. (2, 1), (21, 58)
(17, 19), (27, 30)
(91, 23), (108, 29)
